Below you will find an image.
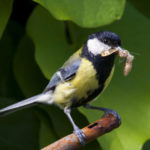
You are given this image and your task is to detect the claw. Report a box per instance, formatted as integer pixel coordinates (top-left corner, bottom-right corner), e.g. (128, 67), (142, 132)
(74, 126), (86, 145)
(103, 108), (121, 124)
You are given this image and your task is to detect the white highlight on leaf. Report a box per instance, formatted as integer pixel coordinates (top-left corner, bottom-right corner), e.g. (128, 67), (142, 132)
(87, 38), (111, 55)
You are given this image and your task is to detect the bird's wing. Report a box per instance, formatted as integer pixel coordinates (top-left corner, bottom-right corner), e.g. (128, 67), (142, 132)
(43, 48), (82, 92)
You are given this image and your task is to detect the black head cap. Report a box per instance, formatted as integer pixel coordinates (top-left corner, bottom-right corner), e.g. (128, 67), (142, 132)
(88, 31), (121, 47)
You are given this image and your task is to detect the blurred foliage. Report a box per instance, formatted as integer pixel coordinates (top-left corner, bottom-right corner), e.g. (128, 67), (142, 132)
(0, 0), (149, 150)
(0, 0), (13, 38)
(33, 0), (125, 27)
(0, 98), (40, 150)
(129, 0), (150, 19)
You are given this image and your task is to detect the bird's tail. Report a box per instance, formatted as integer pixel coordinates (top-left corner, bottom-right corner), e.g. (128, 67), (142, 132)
(0, 92), (53, 116)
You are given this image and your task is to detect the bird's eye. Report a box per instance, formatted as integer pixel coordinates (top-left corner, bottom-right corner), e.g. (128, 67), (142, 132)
(103, 39), (109, 44)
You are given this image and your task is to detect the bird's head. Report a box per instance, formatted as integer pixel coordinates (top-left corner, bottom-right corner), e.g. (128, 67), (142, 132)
(86, 31), (123, 57)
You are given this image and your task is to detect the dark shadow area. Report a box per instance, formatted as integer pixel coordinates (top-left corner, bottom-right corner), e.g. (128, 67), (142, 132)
(142, 139), (150, 150)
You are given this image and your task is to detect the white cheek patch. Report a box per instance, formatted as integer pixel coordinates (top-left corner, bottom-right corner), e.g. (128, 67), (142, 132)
(87, 38), (111, 55)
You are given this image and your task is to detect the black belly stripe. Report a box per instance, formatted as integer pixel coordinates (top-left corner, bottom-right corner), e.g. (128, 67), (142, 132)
(71, 85), (104, 108)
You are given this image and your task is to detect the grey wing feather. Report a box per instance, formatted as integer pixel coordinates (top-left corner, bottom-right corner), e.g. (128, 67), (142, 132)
(43, 58), (81, 92)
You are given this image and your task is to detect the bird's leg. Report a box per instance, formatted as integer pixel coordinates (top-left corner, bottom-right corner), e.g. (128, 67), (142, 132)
(84, 104), (121, 122)
(64, 107), (86, 145)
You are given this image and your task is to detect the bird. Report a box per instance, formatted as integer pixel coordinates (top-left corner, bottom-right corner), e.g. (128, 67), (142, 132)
(0, 31), (124, 145)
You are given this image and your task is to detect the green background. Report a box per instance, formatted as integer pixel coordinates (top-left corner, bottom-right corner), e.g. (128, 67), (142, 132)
(0, 0), (150, 149)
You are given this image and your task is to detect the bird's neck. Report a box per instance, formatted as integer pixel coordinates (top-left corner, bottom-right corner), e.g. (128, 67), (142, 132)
(81, 45), (116, 84)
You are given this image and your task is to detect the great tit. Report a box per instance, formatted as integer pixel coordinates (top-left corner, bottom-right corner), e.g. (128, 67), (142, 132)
(0, 31), (125, 144)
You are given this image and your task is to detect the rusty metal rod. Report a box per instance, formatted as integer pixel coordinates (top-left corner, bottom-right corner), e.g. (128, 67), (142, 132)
(41, 113), (121, 150)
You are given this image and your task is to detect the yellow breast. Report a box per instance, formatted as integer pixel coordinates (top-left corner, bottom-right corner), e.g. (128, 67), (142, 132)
(53, 58), (99, 108)
(71, 58), (99, 99)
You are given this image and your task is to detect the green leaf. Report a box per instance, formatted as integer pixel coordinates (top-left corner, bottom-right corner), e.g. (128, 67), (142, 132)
(0, 0), (13, 39)
(26, 6), (74, 79)
(0, 98), (40, 150)
(0, 21), (24, 98)
(33, 0), (125, 28)
(13, 35), (47, 97)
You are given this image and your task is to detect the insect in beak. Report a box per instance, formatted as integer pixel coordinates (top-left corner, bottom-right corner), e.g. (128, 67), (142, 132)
(101, 47), (134, 76)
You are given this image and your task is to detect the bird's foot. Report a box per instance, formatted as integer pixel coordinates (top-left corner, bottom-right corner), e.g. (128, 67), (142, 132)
(74, 126), (86, 145)
(103, 108), (121, 124)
